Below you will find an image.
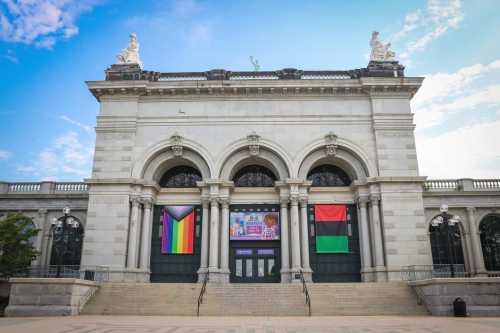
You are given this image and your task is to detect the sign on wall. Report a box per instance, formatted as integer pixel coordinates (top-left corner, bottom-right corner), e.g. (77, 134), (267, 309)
(230, 211), (280, 241)
(161, 205), (195, 254)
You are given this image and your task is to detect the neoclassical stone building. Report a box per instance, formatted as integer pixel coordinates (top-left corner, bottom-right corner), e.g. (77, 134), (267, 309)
(1, 34), (499, 285)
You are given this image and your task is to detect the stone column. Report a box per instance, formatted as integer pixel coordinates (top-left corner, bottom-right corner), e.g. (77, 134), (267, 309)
(208, 197), (220, 273)
(463, 225), (475, 275)
(299, 197), (312, 280)
(198, 197), (210, 281)
(357, 197), (372, 281)
(127, 196), (141, 269)
(466, 207), (487, 276)
(290, 195), (302, 275)
(139, 198), (153, 273)
(370, 194), (386, 281)
(219, 197), (230, 281)
(280, 198), (291, 283)
(34, 209), (48, 266)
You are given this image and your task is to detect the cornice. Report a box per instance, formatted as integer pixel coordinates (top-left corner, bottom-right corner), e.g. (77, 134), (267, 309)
(86, 77), (423, 101)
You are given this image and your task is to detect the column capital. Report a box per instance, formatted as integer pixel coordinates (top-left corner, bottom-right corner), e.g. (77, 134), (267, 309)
(201, 195), (210, 207)
(290, 193), (300, 205)
(130, 194), (141, 206)
(210, 197), (219, 207)
(356, 195), (370, 206)
(140, 196), (154, 209)
(299, 196), (308, 208)
(280, 196), (289, 207)
(466, 206), (476, 214)
(219, 196), (230, 208)
(369, 194), (381, 203)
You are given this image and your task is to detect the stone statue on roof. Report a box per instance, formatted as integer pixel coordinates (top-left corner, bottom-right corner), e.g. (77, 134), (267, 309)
(116, 32), (143, 68)
(370, 31), (396, 62)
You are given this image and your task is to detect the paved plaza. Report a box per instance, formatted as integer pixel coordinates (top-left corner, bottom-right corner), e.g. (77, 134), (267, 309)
(1, 316), (500, 333)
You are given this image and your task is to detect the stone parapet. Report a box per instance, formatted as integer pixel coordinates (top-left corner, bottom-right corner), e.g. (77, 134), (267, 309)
(409, 277), (500, 316)
(5, 278), (98, 317)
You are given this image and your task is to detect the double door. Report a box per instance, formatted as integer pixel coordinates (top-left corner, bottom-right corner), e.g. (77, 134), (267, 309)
(230, 242), (280, 283)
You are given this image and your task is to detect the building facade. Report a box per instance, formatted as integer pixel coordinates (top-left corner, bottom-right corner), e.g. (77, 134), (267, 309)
(1, 36), (500, 285)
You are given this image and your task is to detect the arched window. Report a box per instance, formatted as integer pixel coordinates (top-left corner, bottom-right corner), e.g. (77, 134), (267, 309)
(480, 215), (500, 271)
(429, 222), (465, 266)
(233, 165), (277, 187)
(307, 164), (351, 187)
(159, 165), (202, 188)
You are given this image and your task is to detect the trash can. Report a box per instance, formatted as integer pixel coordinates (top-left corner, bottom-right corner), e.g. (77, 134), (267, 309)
(453, 297), (467, 317)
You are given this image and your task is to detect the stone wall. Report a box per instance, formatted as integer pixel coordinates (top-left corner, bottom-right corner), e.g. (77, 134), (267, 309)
(5, 278), (98, 317)
(409, 278), (500, 316)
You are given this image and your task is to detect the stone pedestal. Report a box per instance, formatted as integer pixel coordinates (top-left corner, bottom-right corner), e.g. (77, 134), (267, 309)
(5, 278), (98, 317)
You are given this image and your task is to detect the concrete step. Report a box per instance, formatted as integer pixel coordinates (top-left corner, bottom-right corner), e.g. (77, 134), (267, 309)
(81, 282), (428, 316)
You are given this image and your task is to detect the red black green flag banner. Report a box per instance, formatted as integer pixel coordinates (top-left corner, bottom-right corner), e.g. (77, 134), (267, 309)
(315, 204), (349, 253)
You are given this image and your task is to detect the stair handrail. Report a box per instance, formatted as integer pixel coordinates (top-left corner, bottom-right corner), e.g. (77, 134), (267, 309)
(196, 273), (209, 316)
(298, 270), (311, 316)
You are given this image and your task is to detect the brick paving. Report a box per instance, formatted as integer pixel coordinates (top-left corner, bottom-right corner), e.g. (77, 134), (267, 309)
(1, 316), (500, 333)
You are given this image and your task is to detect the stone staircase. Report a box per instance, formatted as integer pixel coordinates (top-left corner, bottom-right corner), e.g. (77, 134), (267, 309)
(200, 284), (308, 316)
(82, 283), (199, 316)
(309, 282), (428, 316)
(81, 281), (428, 316)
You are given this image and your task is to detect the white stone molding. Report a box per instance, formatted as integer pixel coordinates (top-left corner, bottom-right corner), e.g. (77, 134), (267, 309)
(219, 146), (291, 181)
(169, 133), (183, 157)
(324, 132), (338, 156)
(246, 132), (260, 156)
(216, 136), (293, 180)
(295, 136), (375, 180)
(133, 136), (215, 180)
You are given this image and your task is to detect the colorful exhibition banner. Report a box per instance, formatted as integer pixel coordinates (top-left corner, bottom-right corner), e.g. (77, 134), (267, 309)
(161, 205), (195, 254)
(230, 211), (280, 241)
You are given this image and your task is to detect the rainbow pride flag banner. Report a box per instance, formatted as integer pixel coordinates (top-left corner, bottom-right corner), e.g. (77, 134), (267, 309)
(161, 205), (195, 254)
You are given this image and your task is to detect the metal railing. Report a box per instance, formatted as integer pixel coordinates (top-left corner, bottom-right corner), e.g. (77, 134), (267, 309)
(298, 270), (311, 316)
(11, 265), (110, 282)
(401, 264), (468, 281)
(196, 274), (208, 316)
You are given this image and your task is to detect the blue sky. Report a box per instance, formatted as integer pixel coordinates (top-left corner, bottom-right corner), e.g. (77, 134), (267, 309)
(0, 0), (499, 181)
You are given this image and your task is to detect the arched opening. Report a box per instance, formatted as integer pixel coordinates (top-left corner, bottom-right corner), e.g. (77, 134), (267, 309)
(159, 165), (202, 188)
(480, 215), (500, 271)
(307, 164), (351, 186)
(233, 164), (277, 187)
(429, 221), (465, 266)
(50, 216), (84, 266)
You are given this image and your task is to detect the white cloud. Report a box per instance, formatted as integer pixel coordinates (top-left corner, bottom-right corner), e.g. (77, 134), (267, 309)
(417, 120), (500, 178)
(0, 0), (102, 49)
(2, 48), (18, 63)
(412, 59), (500, 129)
(396, 0), (464, 61)
(17, 131), (93, 180)
(59, 115), (92, 133)
(0, 149), (11, 160)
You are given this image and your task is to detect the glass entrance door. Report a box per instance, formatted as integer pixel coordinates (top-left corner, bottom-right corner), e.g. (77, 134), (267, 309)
(230, 247), (280, 283)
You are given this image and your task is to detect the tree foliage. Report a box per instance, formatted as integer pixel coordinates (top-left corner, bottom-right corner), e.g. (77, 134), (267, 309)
(0, 213), (40, 277)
